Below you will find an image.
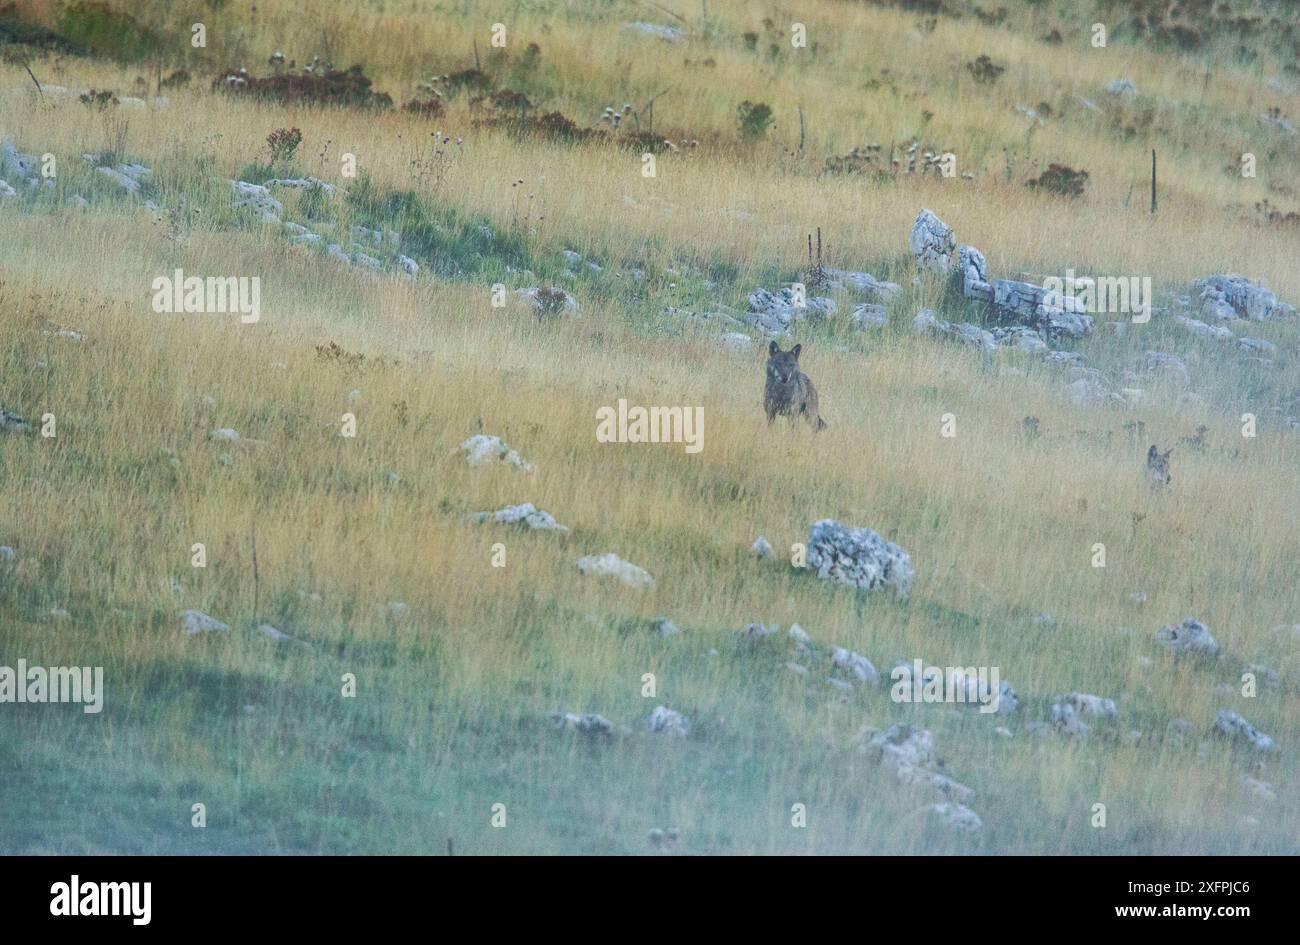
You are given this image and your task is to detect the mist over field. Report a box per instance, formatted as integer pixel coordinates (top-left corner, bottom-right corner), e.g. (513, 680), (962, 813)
(0, 0), (1297, 855)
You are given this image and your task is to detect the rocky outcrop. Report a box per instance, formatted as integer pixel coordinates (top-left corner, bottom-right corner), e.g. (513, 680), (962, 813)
(744, 287), (835, 335)
(912, 309), (995, 351)
(1157, 618), (1220, 657)
(179, 610), (229, 634)
(826, 268), (902, 301)
(910, 209), (956, 274)
(806, 519), (914, 599)
(460, 435), (534, 472)
(475, 503), (568, 532)
(850, 303), (888, 330)
(1214, 709), (1275, 752)
(644, 705), (690, 737)
(577, 553), (654, 588)
(552, 712), (615, 736)
(230, 180), (283, 221)
(1195, 274), (1296, 322)
(830, 646), (880, 686)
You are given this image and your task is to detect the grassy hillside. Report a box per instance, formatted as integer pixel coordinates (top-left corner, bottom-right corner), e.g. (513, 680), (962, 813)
(0, 0), (1296, 854)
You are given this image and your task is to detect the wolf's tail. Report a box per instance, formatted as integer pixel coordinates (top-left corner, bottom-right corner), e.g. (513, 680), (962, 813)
(815, 417), (828, 432)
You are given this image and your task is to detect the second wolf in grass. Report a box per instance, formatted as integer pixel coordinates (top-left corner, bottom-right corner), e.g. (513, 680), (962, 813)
(765, 341), (827, 430)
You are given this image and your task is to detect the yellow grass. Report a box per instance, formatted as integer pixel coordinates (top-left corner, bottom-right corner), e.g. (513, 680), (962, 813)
(0, 0), (1296, 854)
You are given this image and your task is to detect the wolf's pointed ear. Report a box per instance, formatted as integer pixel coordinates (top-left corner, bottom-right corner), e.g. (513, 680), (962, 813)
(769, 340), (779, 357)
(792, 343), (802, 359)
(1147, 444), (1157, 459)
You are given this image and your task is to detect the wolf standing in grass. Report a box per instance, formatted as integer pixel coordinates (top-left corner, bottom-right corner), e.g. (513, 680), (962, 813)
(765, 342), (827, 430)
(1146, 444), (1173, 488)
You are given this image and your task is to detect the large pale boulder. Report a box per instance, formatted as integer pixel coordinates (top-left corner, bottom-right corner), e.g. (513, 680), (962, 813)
(806, 519), (914, 599)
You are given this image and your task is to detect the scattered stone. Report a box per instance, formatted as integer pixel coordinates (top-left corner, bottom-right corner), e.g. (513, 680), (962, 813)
(863, 724), (935, 768)
(94, 162), (151, 194)
(577, 553), (654, 588)
(1, 407), (32, 434)
(910, 209), (956, 274)
(1157, 618), (1220, 657)
(826, 268), (901, 301)
(831, 646), (880, 686)
(209, 428), (240, 442)
(912, 309), (940, 334)
(1241, 775), (1276, 801)
(264, 176), (336, 195)
(925, 802), (983, 833)
(1195, 274), (1295, 322)
(1050, 702), (1090, 738)
(553, 712), (615, 736)
(648, 827), (680, 848)
(1244, 663), (1279, 684)
(230, 180), (283, 221)
(956, 245), (990, 300)
(744, 286), (835, 334)
(995, 325), (1050, 355)
(850, 302), (888, 330)
(1143, 351), (1189, 385)
(741, 622), (779, 639)
(179, 610), (229, 634)
(719, 331), (753, 353)
(256, 623), (307, 645)
(1, 137), (39, 182)
(751, 536), (773, 559)
(1175, 315), (1233, 341)
(1059, 692), (1117, 717)
(386, 602), (409, 619)
(806, 518), (914, 599)
(519, 286), (580, 317)
(460, 434), (534, 472)
(622, 21), (684, 41)
(910, 309), (995, 351)
(896, 765), (975, 804)
(1106, 78), (1138, 100)
(1213, 709), (1275, 752)
(645, 705), (690, 737)
(1237, 336), (1277, 356)
(653, 617), (680, 637)
(353, 252), (384, 272)
(945, 669), (1020, 714)
(475, 502), (568, 532)
(787, 623), (811, 644)
(0, 546), (14, 561)
(993, 278), (1093, 339)
(1046, 350), (1084, 366)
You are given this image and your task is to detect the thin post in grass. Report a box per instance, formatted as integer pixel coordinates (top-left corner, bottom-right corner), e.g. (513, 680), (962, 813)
(797, 105), (805, 154)
(251, 529), (260, 621)
(1150, 149), (1157, 215)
